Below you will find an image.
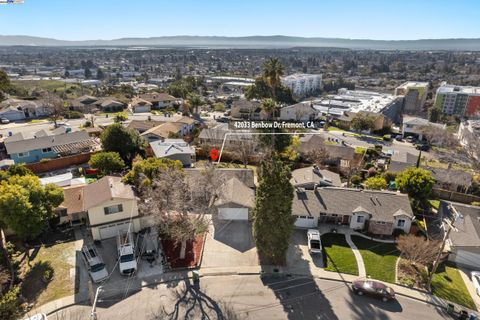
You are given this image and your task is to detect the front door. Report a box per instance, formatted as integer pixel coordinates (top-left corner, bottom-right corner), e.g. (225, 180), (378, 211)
(342, 215), (350, 225)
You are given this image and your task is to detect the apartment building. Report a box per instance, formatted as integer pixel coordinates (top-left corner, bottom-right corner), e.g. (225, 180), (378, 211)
(395, 81), (429, 114)
(281, 73), (322, 98)
(434, 83), (480, 117)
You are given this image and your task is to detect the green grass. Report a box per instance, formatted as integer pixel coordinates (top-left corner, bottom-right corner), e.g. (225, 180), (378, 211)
(326, 127), (346, 132)
(26, 119), (47, 124)
(431, 262), (476, 310)
(351, 236), (399, 283)
(17, 241), (76, 306)
(322, 233), (358, 275)
(355, 147), (367, 154)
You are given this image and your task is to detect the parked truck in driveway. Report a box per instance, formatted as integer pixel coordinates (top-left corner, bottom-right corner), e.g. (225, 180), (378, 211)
(81, 243), (108, 283)
(117, 231), (137, 275)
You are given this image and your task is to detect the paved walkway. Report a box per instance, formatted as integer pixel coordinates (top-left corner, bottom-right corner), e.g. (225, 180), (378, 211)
(458, 267), (480, 311)
(345, 233), (366, 277)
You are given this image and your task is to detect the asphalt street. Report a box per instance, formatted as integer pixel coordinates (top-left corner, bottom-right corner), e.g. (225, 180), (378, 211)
(50, 275), (452, 320)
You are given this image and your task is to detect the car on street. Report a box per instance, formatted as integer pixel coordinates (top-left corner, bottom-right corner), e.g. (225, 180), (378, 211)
(352, 279), (395, 302)
(0, 117), (10, 124)
(471, 271), (480, 296)
(415, 143), (430, 151)
(405, 136), (415, 143)
(395, 135), (404, 142)
(307, 229), (322, 255)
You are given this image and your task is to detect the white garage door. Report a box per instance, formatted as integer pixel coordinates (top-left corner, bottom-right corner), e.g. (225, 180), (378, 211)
(454, 250), (480, 269)
(218, 208), (249, 220)
(99, 221), (131, 239)
(294, 216), (318, 228)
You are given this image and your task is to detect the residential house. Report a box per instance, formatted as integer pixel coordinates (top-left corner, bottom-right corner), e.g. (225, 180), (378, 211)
(299, 134), (356, 168)
(4, 128), (99, 164)
(130, 97), (152, 113)
(215, 177), (254, 220)
(0, 98), (50, 121)
(338, 111), (387, 132)
(56, 184), (87, 226)
(150, 139), (196, 167)
(141, 122), (185, 142)
(401, 116), (445, 141)
(292, 187), (414, 235)
(83, 176), (141, 240)
(127, 120), (164, 134)
(387, 151), (418, 173)
(291, 165), (341, 189)
(280, 102), (318, 121)
(424, 166), (473, 193)
(438, 201), (480, 268)
(230, 100), (266, 120)
(70, 95), (99, 113)
(197, 128), (254, 150)
(139, 93), (177, 109)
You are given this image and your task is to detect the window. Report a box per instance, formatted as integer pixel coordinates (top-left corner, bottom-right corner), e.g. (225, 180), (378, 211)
(356, 216), (365, 223)
(377, 221), (386, 225)
(397, 219), (406, 227)
(17, 152), (29, 158)
(104, 204), (123, 215)
(57, 208), (68, 217)
(42, 147), (53, 153)
(299, 216), (307, 219)
(307, 216), (314, 220)
(331, 214), (338, 217)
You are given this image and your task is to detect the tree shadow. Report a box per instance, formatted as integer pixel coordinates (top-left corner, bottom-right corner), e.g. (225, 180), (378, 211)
(21, 260), (54, 303)
(150, 279), (240, 320)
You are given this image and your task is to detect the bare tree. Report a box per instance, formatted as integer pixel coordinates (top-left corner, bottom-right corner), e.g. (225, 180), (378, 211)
(305, 147), (330, 166)
(233, 139), (258, 168)
(43, 93), (66, 128)
(419, 125), (458, 148)
(396, 234), (440, 268)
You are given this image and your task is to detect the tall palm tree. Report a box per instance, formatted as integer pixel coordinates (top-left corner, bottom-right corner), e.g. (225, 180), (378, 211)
(187, 92), (204, 115)
(263, 58), (284, 101)
(260, 98), (278, 121)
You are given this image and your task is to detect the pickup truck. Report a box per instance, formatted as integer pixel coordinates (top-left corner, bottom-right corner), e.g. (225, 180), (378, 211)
(117, 232), (137, 275)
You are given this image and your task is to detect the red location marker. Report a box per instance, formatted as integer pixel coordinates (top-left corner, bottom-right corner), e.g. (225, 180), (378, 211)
(209, 148), (219, 161)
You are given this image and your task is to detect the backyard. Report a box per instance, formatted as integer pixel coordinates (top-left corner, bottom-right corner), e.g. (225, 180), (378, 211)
(431, 262), (476, 310)
(351, 236), (399, 283)
(322, 233), (358, 275)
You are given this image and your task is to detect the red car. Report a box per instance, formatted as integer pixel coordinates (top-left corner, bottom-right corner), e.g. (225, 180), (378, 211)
(352, 279), (395, 302)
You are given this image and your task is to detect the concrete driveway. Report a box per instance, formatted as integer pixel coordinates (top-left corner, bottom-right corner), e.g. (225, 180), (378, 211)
(458, 267), (480, 310)
(201, 220), (259, 269)
(286, 229), (324, 275)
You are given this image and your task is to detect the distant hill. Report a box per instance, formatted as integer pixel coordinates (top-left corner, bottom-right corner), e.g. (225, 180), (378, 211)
(1, 35), (480, 50)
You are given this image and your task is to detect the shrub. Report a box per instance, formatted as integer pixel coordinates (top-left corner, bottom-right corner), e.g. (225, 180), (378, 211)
(0, 286), (21, 320)
(350, 175), (362, 185)
(64, 111), (84, 119)
(401, 277), (415, 288)
(472, 201), (480, 207)
(39, 158), (50, 163)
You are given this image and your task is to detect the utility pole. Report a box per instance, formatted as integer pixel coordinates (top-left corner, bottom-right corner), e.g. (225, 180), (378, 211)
(90, 286), (102, 320)
(427, 204), (458, 291)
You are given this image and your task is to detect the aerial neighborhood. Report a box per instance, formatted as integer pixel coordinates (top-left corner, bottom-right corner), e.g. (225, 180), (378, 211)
(1, 13), (480, 320)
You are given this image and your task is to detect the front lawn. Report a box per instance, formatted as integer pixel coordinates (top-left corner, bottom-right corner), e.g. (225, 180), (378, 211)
(13, 233), (77, 307)
(431, 262), (476, 310)
(351, 236), (399, 283)
(322, 233), (358, 275)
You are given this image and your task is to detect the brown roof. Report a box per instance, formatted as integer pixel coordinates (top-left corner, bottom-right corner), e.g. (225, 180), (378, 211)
(127, 120), (165, 133)
(60, 184), (86, 214)
(141, 122), (185, 139)
(83, 176), (135, 210)
(175, 116), (195, 125)
(131, 97), (152, 107)
(139, 93), (177, 102)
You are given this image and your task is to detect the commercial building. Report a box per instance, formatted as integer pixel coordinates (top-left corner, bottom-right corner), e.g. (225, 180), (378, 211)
(434, 83), (480, 117)
(281, 73), (322, 98)
(395, 81), (429, 114)
(311, 88), (404, 125)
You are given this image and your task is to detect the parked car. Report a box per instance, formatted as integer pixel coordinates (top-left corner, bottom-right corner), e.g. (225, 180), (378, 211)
(81, 244), (108, 283)
(117, 231), (137, 275)
(415, 143), (430, 151)
(395, 135), (403, 142)
(471, 271), (480, 296)
(352, 279), (395, 302)
(307, 229), (322, 255)
(0, 117), (10, 124)
(405, 136), (415, 143)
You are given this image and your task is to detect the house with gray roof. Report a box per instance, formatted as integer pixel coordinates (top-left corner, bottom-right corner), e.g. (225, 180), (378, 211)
(388, 151), (418, 173)
(292, 187), (414, 235)
(4, 128), (99, 164)
(215, 177), (255, 220)
(149, 139), (196, 167)
(438, 201), (480, 269)
(291, 165), (341, 189)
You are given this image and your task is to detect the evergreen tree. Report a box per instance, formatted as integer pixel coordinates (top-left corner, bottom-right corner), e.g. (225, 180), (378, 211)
(252, 156), (294, 264)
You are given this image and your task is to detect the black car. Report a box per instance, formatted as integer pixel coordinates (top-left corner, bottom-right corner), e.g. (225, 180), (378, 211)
(352, 279), (395, 302)
(416, 143), (430, 151)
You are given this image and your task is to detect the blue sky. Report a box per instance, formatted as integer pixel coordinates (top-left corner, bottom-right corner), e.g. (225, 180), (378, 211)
(0, 0), (479, 40)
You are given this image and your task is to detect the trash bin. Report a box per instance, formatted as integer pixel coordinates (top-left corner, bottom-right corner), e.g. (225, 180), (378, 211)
(192, 270), (200, 286)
